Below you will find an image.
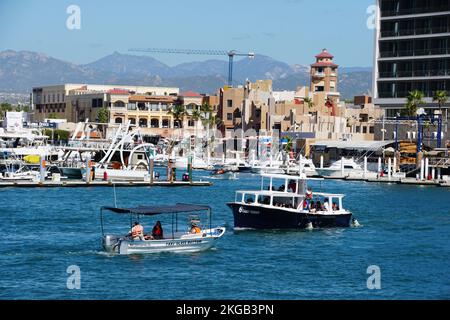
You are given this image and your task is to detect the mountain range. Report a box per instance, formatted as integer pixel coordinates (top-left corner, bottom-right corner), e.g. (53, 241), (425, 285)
(0, 50), (373, 100)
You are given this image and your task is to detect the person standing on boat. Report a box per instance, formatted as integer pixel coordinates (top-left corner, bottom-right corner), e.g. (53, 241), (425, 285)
(304, 188), (313, 210)
(129, 221), (144, 240)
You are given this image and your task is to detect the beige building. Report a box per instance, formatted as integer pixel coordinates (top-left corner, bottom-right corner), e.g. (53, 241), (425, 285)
(32, 84), (179, 123)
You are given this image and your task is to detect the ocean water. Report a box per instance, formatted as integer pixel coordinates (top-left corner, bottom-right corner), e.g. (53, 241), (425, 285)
(0, 172), (449, 300)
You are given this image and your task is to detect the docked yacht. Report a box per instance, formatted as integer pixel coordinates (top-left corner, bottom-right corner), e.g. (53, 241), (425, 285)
(101, 203), (225, 254)
(316, 158), (364, 177)
(227, 173), (354, 230)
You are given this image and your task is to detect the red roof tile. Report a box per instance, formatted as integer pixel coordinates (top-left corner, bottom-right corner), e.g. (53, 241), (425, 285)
(311, 61), (339, 68)
(180, 91), (202, 97)
(108, 88), (129, 95)
(315, 49), (334, 59)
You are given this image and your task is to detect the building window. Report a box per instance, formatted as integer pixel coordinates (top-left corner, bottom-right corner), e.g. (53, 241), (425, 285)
(315, 86), (324, 92)
(227, 113), (232, 120)
(115, 117), (123, 124)
(356, 126), (361, 133)
(369, 126), (375, 134)
(150, 119), (159, 128)
(363, 126), (368, 134)
(162, 119), (169, 128)
(114, 101), (125, 108)
(227, 100), (233, 108)
(188, 120), (195, 127)
(129, 118), (136, 125)
(139, 118), (148, 127)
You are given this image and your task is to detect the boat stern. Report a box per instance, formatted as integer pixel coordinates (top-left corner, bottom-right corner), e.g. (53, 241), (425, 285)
(102, 234), (121, 253)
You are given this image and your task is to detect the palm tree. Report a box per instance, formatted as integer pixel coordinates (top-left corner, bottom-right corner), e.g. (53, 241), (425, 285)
(303, 97), (314, 111)
(168, 104), (186, 129)
(405, 90), (425, 117)
(433, 90), (448, 115)
(191, 108), (202, 140)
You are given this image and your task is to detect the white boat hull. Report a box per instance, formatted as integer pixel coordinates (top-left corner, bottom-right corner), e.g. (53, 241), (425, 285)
(103, 227), (225, 254)
(95, 168), (149, 181)
(316, 168), (365, 177)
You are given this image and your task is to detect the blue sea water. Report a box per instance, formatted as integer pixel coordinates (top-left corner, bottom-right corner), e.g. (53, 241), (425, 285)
(0, 172), (449, 300)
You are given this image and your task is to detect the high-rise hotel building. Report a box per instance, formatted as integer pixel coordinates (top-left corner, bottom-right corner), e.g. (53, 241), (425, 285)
(373, 0), (450, 118)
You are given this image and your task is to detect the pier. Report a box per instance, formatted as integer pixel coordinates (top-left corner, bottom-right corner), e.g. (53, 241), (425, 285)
(322, 175), (450, 187)
(0, 180), (212, 188)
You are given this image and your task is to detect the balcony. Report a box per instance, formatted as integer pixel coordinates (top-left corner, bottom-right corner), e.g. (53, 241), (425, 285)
(378, 90), (441, 99)
(379, 69), (450, 78)
(381, 6), (450, 18)
(379, 47), (450, 58)
(314, 72), (326, 77)
(380, 26), (450, 38)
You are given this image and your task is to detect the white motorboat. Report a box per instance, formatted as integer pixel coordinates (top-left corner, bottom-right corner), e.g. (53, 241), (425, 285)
(174, 156), (210, 170)
(101, 203), (225, 254)
(316, 158), (365, 177)
(285, 157), (318, 177)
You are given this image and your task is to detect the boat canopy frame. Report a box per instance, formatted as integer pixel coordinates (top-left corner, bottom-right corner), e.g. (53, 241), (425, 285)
(100, 203), (212, 238)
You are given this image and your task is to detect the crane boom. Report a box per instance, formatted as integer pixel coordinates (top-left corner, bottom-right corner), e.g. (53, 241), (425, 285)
(128, 48), (255, 87)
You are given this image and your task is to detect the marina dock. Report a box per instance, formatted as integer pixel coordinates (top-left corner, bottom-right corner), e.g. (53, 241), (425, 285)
(0, 180), (212, 188)
(322, 175), (450, 187)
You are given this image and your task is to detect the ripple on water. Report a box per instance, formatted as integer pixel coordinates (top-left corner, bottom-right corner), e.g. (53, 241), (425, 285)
(0, 173), (449, 299)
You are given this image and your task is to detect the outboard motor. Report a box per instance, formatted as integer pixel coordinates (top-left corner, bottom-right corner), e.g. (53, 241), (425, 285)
(102, 235), (120, 253)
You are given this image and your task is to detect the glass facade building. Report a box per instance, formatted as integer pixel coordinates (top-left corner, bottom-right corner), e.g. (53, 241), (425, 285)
(373, 0), (450, 117)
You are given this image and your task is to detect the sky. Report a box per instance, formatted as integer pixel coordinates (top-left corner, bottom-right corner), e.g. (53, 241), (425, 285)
(0, 0), (376, 67)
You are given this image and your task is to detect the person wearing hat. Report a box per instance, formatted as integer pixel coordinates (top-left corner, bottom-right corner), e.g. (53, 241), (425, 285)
(129, 221), (144, 240)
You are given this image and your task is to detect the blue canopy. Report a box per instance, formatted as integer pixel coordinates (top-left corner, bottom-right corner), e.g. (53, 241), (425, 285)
(101, 203), (211, 216)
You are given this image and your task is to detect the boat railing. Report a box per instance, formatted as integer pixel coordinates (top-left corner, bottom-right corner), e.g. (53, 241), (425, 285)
(235, 190), (305, 210)
(306, 192), (345, 213)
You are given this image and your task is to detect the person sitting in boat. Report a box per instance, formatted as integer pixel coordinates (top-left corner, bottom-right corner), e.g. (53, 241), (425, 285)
(323, 199), (330, 211)
(129, 221), (144, 240)
(190, 222), (201, 234)
(309, 201), (316, 213)
(182, 172), (190, 181)
(278, 185), (285, 192)
(288, 180), (297, 193)
(315, 201), (323, 211)
(150, 220), (163, 239)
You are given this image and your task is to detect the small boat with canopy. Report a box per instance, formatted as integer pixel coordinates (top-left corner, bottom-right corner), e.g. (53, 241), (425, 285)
(100, 203), (226, 254)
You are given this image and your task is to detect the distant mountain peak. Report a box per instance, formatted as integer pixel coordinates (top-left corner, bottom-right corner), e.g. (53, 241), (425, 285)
(0, 50), (372, 99)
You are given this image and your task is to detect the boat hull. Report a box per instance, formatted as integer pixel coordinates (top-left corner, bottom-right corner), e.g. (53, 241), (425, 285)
(227, 203), (352, 229)
(103, 227), (225, 254)
(59, 167), (83, 179)
(316, 168), (364, 177)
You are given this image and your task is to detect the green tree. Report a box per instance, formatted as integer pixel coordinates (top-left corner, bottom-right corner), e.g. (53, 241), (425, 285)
(97, 107), (109, 123)
(1, 103), (13, 112)
(433, 90), (448, 114)
(303, 97), (315, 110)
(168, 104), (186, 128)
(404, 90), (425, 117)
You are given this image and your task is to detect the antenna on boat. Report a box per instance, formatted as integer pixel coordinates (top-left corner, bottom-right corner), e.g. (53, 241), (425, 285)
(113, 181), (118, 208)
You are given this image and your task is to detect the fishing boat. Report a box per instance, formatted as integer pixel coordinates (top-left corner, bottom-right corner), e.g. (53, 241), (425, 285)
(316, 158), (364, 177)
(100, 203), (226, 254)
(227, 173), (355, 230)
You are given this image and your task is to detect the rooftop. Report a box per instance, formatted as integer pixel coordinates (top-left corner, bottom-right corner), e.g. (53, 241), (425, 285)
(315, 49), (334, 59)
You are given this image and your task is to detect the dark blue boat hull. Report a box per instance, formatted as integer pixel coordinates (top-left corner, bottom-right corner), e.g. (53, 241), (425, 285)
(227, 203), (352, 229)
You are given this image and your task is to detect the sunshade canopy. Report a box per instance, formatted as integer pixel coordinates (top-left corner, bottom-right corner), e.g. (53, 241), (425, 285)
(102, 203), (210, 216)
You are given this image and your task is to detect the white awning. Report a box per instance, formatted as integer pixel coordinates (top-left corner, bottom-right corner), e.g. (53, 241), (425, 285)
(312, 140), (395, 151)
